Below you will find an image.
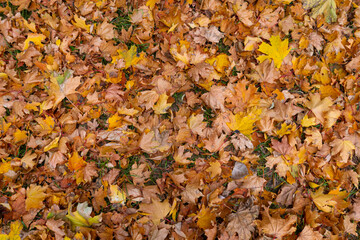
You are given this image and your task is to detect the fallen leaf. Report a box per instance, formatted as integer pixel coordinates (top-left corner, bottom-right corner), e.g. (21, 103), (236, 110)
(25, 184), (47, 211)
(257, 35), (290, 68)
(197, 205), (216, 229)
(66, 202), (102, 227)
(303, 0), (337, 23)
(139, 198), (171, 225)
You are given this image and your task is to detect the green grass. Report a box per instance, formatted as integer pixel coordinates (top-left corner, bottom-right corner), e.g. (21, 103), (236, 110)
(217, 39), (230, 55)
(111, 9), (132, 32)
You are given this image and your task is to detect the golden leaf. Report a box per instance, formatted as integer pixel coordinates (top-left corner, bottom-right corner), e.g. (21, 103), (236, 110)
(112, 45), (144, 69)
(226, 108), (262, 137)
(23, 33), (46, 50)
(197, 205), (216, 229)
(109, 185), (126, 204)
(257, 35), (290, 68)
(25, 184), (47, 210)
(14, 129), (27, 143)
(152, 94), (172, 114)
(68, 152), (87, 172)
(72, 15), (91, 32)
(66, 202), (102, 227)
(0, 221), (23, 240)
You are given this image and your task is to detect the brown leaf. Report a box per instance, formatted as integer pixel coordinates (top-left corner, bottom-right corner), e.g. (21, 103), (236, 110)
(226, 200), (259, 239)
(139, 198), (171, 225)
(297, 225), (323, 240)
(256, 208), (297, 239)
(275, 183), (298, 207)
(46, 219), (65, 237)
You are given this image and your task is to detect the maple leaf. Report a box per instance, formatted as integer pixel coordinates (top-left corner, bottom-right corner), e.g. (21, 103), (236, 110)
(21, 151), (37, 170)
(66, 202), (102, 228)
(48, 75), (81, 108)
(13, 129), (27, 143)
(0, 221), (22, 240)
(305, 93), (332, 124)
(330, 139), (355, 166)
(152, 94), (172, 114)
(256, 208), (297, 239)
(226, 200), (259, 240)
(67, 152), (87, 172)
(257, 35), (290, 68)
(139, 198), (171, 225)
(46, 219), (65, 238)
(197, 205), (216, 229)
(206, 161), (222, 178)
(23, 33), (46, 50)
(226, 108), (262, 137)
(297, 225), (323, 240)
(72, 15), (91, 32)
(112, 45), (144, 69)
(303, 0), (337, 23)
(25, 184), (47, 211)
(310, 187), (348, 213)
(109, 185), (127, 204)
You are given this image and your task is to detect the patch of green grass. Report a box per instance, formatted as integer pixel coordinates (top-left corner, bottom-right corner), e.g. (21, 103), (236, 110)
(171, 92), (185, 112)
(192, 84), (208, 94)
(20, 9), (32, 20)
(111, 9), (132, 32)
(149, 156), (174, 184)
(7, 1), (19, 15)
(217, 38), (230, 55)
(203, 106), (215, 127)
(18, 144), (27, 158)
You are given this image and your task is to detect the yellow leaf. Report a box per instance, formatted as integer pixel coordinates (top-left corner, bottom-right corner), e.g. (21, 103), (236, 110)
(0, 221), (23, 240)
(301, 114), (317, 127)
(197, 205), (216, 229)
(125, 80), (134, 90)
(24, 33), (46, 50)
(303, 0), (337, 23)
(118, 107), (139, 116)
(66, 202), (102, 227)
(311, 187), (337, 212)
(72, 15), (91, 32)
(313, 66), (330, 84)
(37, 115), (55, 134)
(206, 161), (222, 178)
(0, 161), (12, 174)
(275, 122), (294, 137)
(309, 182), (320, 188)
(44, 136), (60, 152)
(25, 184), (47, 211)
(109, 185), (127, 204)
(226, 108), (262, 137)
(108, 114), (123, 130)
(68, 152), (87, 172)
(21, 151), (37, 170)
(0, 73), (8, 79)
(153, 94), (172, 114)
(170, 41), (190, 65)
(146, 0), (160, 9)
(206, 53), (230, 73)
(112, 45), (144, 69)
(13, 129), (27, 143)
(257, 35), (290, 68)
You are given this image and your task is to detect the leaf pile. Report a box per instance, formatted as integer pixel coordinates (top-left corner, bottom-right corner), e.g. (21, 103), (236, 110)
(0, 0), (360, 239)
